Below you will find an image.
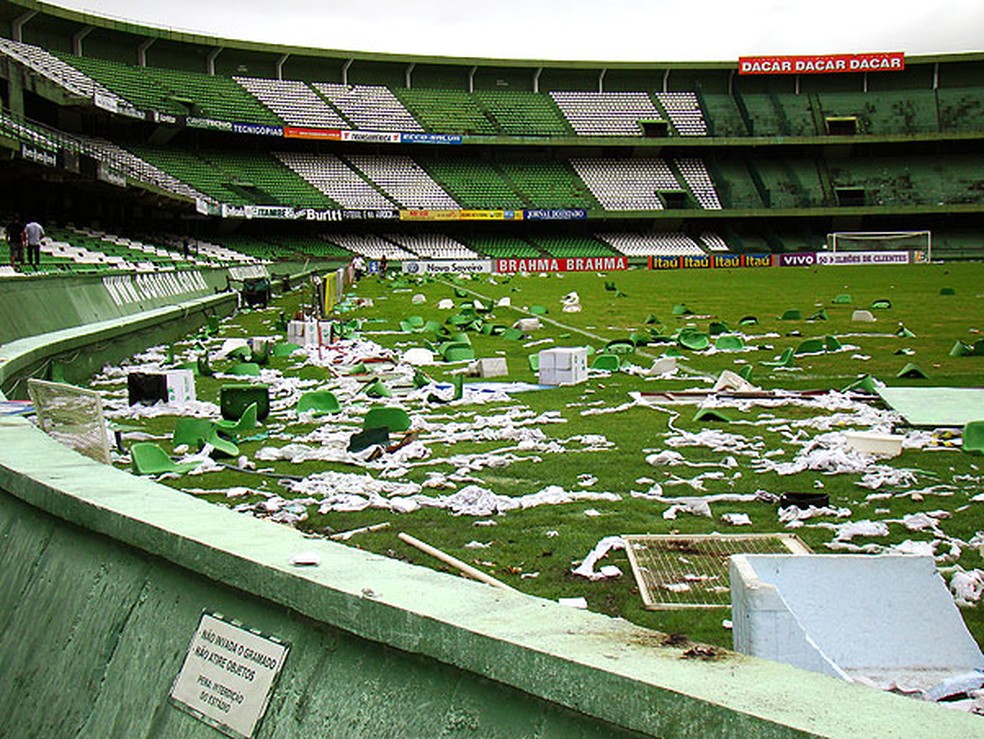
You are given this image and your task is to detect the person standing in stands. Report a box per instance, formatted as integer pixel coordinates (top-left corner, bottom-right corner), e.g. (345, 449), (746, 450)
(23, 218), (45, 270)
(7, 214), (23, 270)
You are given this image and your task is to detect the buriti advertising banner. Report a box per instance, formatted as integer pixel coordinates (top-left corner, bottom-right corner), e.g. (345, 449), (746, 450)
(496, 256), (628, 273)
(739, 52), (904, 75)
(399, 209), (524, 221)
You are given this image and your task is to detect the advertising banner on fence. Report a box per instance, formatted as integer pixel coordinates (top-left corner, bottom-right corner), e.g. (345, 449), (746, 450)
(341, 130), (401, 144)
(283, 126), (342, 141)
(523, 209), (588, 221)
(777, 252), (817, 267)
(649, 253), (773, 269)
(400, 132), (463, 145)
(400, 209), (523, 221)
(817, 250), (911, 265)
(402, 259), (493, 275)
(212, 205), (398, 221)
(232, 122), (283, 137)
(151, 111), (186, 126)
(496, 256), (628, 274)
(739, 52), (904, 75)
(187, 117), (234, 132)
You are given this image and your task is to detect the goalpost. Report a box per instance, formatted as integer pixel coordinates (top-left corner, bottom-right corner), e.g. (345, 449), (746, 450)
(827, 231), (932, 262)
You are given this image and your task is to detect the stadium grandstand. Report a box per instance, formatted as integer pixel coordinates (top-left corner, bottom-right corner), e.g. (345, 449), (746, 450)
(2, 1), (984, 736)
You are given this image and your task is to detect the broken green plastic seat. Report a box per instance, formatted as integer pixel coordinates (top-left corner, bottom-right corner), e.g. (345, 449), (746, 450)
(897, 362), (929, 379)
(940, 287), (956, 296)
(780, 309), (802, 321)
(406, 316), (425, 328)
(348, 426), (389, 453)
(130, 443), (199, 475)
(694, 407), (731, 423)
(824, 335), (843, 352)
(230, 362), (261, 377)
(949, 341), (973, 357)
(841, 374), (878, 393)
(605, 339), (636, 355)
(453, 288), (469, 298)
(528, 354), (540, 372)
(220, 384), (270, 421)
(963, 421), (984, 453)
(896, 324), (916, 338)
(738, 315), (758, 326)
(832, 294), (852, 304)
(272, 342), (302, 357)
(629, 332), (649, 347)
(795, 338), (826, 355)
(604, 281), (617, 292)
(443, 346), (475, 362)
(215, 402), (259, 438)
(347, 362), (369, 375)
(708, 321), (730, 336)
(203, 427), (239, 457)
(398, 320), (418, 333)
(412, 369), (433, 389)
(501, 328), (524, 341)
(529, 305), (548, 315)
(645, 314), (661, 325)
(447, 313), (474, 326)
(663, 347), (683, 358)
(297, 391), (341, 416)
(206, 315), (220, 334)
(252, 342), (270, 366)
(807, 308), (828, 321)
(737, 364), (754, 381)
(591, 353), (621, 371)
(172, 417), (214, 449)
(453, 373), (464, 400)
(762, 348), (795, 368)
(362, 378), (392, 398)
(364, 407), (411, 433)
(714, 335), (745, 351)
(227, 346), (252, 361)
(678, 332), (710, 351)
(871, 299), (892, 310)
(672, 304), (692, 316)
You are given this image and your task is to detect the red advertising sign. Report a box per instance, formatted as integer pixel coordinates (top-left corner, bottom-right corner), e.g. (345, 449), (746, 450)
(739, 52), (904, 75)
(283, 126), (342, 140)
(495, 256), (628, 274)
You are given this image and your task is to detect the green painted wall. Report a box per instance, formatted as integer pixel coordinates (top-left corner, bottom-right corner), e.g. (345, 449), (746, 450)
(0, 270), (982, 736)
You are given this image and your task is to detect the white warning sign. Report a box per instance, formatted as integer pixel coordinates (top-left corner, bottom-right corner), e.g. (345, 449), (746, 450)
(170, 612), (290, 738)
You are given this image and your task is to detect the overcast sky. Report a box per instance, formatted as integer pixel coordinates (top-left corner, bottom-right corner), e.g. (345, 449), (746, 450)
(50, 0), (984, 62)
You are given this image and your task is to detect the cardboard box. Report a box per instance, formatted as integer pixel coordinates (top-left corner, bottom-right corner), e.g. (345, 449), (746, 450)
(538, 347), (588, 386)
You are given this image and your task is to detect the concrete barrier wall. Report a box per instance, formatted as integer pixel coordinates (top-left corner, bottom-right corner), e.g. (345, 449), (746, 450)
(1, 276), (980, 737)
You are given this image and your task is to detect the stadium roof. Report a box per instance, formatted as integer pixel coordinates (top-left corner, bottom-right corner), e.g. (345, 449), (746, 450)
(43, 0), (984, 64)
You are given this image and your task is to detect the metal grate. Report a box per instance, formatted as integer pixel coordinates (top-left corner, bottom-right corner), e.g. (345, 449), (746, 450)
(27, 378), (112, 464)
(624, 533), (810, 610)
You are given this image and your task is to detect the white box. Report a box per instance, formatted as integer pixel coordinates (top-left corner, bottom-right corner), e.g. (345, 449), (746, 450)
(287, 320), (333, 346)
(538, 348), (587, 386)
(165, 369), (196, 403)
(844, 431), (903, 457)
(468, 358), (508, 378)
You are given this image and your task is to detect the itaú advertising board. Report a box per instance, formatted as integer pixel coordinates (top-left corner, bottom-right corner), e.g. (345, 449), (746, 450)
(739, 52), (904, 75)
(495, 256), (628, 274)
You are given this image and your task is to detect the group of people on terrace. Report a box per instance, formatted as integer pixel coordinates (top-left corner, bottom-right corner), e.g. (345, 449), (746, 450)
(6, 215), (45, 271)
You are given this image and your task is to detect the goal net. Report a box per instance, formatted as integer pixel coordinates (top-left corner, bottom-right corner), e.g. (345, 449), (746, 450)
(827, 231), (931, 261)
(27, 378), (112, 464)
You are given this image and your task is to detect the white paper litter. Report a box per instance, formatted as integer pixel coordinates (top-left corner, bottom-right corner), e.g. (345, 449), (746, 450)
(572, 535), (626, 580)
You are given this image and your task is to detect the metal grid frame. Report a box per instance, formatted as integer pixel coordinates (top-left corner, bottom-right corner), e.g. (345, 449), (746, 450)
(623, 533), (811, 610)
(27, 378), (112, 465)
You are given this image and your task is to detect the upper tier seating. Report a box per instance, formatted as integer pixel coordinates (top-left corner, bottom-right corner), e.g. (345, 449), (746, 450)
(531, 236), (616, 258)
(0, 38), (129, 107)
(550, 91), (663, 136)
(56, 52), (187, 115)
(464, 236), (540, 258)
(569, 158), (679, 210)
(596, 232), (705, 256)
(394, 89), (497, 135)
(497, 157), (600, 210)
(654, 92), (708, 136)
(475, 90), (573, 137)
(345, 154), (459, 209)
(141, 67), (282, 125)
(698, 232), (730, 252)
(275, 152), (396, 209)
(314, 83), (423, 132)
(235, 77), (350, 128)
